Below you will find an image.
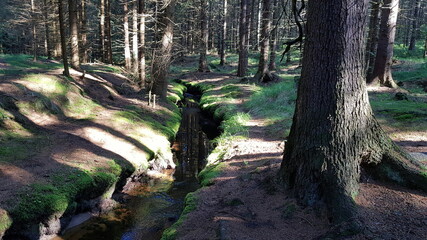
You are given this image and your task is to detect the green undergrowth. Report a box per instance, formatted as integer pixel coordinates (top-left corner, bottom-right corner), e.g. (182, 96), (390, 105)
(198, 162), (226, 187)
(0, 54), (62, 76)
(161, 192), (198, 240)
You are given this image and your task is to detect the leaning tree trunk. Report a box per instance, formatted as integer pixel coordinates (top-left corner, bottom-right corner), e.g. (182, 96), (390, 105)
(237, 0), (248, 77)
(151, 0), (175, 98)
(198, 0), (210, 72)
(368, 0), (399, 88)
(280, 0), (427, 225)
(58, 0), (70, 77)
(408, 0), (421, 51)
(365, 0), (382, 80)
(220, 0), (228, 66)
(69, 0), (80, 69)
(253, 0), (272, 82)
(123, 0), (131, 70)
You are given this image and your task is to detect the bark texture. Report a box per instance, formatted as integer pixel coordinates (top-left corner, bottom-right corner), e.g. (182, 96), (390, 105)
(369, 0), (399, 88)
(69, 0), (80, 69)
(132, 1), (139, 74)
(138, 0), (146, 86)
(124, 0), (131, 70)
(268, 0), (279, 71)
(279, 0), (427, 225)
(198, 0), (210, 72)
(220, 0), (227, 66)
(365, 0), (382, 79)
(99, 0), (106, 62)
(408, 0), (421, 51)
(254, 0), (272, 82)
(58, 0), (70, 76)
(237, 0), (248, 77)
(151, 0), (175, 98)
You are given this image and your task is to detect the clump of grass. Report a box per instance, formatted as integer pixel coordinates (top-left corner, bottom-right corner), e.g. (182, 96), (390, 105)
(198, 163), (226, 187)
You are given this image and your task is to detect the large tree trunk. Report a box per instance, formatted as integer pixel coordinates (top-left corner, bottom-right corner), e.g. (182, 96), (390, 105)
(219, 0), (228, 66)
(365, 0), (382, 80)
(31, 0), (37, 61)
(408, 0), (421, 51)
(268, 0), (279, 71)
(138, 0), (146, 86)
(132, 0), (139, 74)
(123, 0), (131, 70)
(237, 0), (248, 77)
(198, 0), (210, 72)
(105, 0), (113, 64)
(151, 0), (175, 98)
(80, 0), (88, 63)
(43, 0), (52, 59)
(280, 0), (427, 226)
(58, 0), (70, 76)
(254, 0), (272, 82)
(368, 0), (399, 88)
(99, 0), (106, 62)
(69, 0), (80, 69)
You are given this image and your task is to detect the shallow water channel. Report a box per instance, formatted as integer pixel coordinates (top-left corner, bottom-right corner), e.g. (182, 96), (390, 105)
(56, 91), (218, 240)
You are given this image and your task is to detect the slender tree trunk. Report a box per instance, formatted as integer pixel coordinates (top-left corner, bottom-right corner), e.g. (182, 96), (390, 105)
(408, 0), (421, 50)
(58, 0), (70, 76)
(99, 0), (106, 62)
(132, 0), (139, 74)
(280, 0), (427, 226)
(257, 0), (262, 50)
(268, 0), (279, 71)
(53, 12), (62, 58)
(138, 0), (146, 86)
(250, 0), (257, 50)
(80, 0), (88, 63)
(198, 0), (210, 72)
(369, 0), (399, 88)
(69, 0), (80, 69)
(220, 0), (228, 66)
(124, 0), (131, 70)
(43, 0), (52, 59)
(105, 0), (113, 64)
(31, 0), (37, 61)
(365, 0), (382, 80)
(237, 0), (248, 77)
(151, 0), (176, 98)
(254, 0), (272, 82)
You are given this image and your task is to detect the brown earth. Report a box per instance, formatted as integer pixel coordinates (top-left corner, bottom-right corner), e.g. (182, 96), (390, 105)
(172, 72), (427, 240)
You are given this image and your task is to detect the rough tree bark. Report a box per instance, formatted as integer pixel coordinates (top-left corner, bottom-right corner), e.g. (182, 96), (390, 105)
(138, 0), (146, 86)
(365, 0), (382, 79)
(99, 0), (106, 62)
(31, 0), (37, 61)
(254, 0), (272, 82)
(198, 0), (210, 72)
(268, 0), (279, 71)
(58, 0), (70, 77)
(151, 0), (175, 98)
(132, 0), (139, 74)
(69, 0), (80, 69)
(80, 0), (88, 63)
(124, 0), (131, 70)
(105, 0), (113, 64)
(408, 0), (421, 51)
(237, 0), (248, 77)
(368, 0), (399, 88)
(279, 0), (427, 227)
(220, 0), (228, 66)
(43, 0), (52, 59)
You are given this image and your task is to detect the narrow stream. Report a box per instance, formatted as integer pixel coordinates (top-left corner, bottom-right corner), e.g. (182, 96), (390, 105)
(56, 89), (219, 240)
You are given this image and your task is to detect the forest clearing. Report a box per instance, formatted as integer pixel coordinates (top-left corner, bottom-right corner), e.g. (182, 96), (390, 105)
(0, 0), (427, 239)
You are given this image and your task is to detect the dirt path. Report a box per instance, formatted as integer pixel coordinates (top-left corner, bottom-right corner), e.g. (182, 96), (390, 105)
(173, 72), (427, 240)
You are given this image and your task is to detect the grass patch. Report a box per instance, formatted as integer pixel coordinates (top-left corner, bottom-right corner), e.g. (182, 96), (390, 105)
(0, 135), (49, 163)
(198, 162), (226, 187)
(0, 54), (62, 72)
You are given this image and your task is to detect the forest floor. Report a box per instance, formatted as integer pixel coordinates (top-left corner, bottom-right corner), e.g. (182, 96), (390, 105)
(168, 55), (427, 240)
(0, 55), (181, 238)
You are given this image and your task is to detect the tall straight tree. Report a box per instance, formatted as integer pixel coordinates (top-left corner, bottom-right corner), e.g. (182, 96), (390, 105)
(43, 0), (52, 59)
(69, 0), (80, 69)
(268, 0), (279, 71)
(31, 0), (37, 61)
(237, 0), (248, 77)
(132, 0), (138, 74)
(105, 0), (113, 63)
(198, 0), (210, 72)
(123, 0), (131, 70)
(365, 0), (382, 79)
(99, 0), (106, 62)
(408, 0), (421, 50)
(58, 0), (70, 76)
(368, 0), (399, 88)
(254, 0), (272, 82)
(151, 0), (176, 98)
(219, 0), (227, 66)
(80, 0), (88, 63)
(280, 0), (426, 225)
(138, 0), (146, 86)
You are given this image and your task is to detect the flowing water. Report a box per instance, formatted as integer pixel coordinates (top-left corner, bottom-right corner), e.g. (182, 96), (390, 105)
(56, 92), (218, 240)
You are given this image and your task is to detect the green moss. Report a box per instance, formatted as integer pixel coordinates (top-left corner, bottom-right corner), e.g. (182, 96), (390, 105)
(198, 163), (226, 187)
(0, 136), (50, 163)
(161, 192), (198, 240)
(0, 212), (12, 233)
(0, 54), (62, 72)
